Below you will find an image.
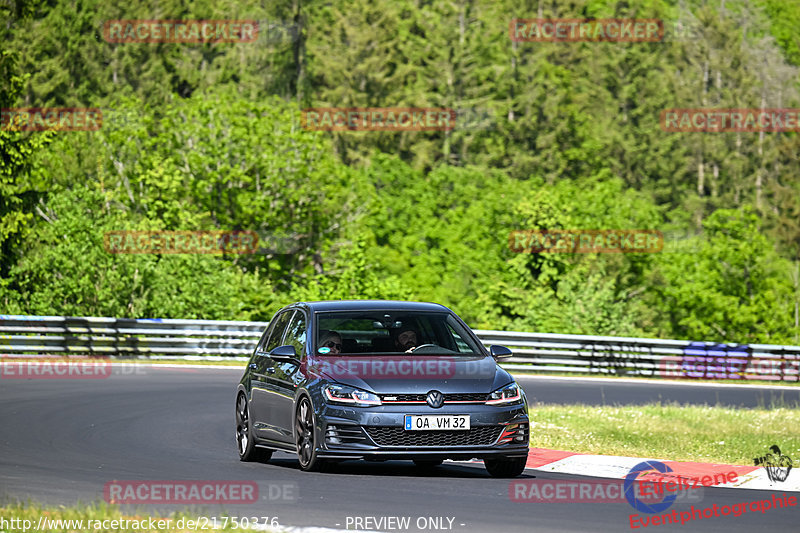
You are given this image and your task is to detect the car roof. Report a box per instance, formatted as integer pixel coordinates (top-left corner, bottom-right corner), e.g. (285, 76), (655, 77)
(293, 300), (452, 313)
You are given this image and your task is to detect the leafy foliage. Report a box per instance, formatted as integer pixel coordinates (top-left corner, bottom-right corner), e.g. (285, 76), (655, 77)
(1, 0), (799, 344)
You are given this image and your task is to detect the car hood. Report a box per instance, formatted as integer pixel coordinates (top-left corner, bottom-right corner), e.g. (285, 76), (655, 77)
(307, 354), (512, 394)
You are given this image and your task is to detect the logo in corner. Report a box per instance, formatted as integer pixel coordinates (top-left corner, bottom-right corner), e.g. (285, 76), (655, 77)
(754, 445), (793, 483)
(624, 460), (677, 514)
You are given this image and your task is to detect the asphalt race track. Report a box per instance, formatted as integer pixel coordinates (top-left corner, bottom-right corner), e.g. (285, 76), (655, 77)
(516, 374), (800, 408)
(1, 367), (797, 532)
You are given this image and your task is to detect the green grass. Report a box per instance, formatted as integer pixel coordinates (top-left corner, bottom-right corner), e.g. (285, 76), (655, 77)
(0, 502), (284, 532)
(528, 402), (800, 465)
(509, 369), (800, 387)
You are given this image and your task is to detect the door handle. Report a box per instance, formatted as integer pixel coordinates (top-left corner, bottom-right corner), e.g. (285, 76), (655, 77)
(266, 367), (276, 374)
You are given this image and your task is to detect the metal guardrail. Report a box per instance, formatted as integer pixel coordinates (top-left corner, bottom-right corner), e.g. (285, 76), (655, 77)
(1, 315), (798, 381)
(474, 330), (800, 382)
(0, 315), (268, 358)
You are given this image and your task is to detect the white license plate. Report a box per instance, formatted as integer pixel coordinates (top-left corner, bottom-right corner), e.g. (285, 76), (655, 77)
(404, 415), (470, 431)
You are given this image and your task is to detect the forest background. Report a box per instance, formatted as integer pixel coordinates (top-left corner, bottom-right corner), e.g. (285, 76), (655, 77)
(1, 0), (799, 345)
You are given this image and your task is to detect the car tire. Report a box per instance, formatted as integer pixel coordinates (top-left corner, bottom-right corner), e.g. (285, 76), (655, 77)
(413, 459), (443, 468)
(236, 393), (273, 462)
(295, 396), (329, 472)
(484, 456), (527, 478)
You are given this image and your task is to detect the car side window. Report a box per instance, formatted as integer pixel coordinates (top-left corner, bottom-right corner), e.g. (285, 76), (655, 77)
(255, 326), (272, 353)
(283, 311), (307, 357)
(265, 311), (294, 352)
(447, 323), (473, 353)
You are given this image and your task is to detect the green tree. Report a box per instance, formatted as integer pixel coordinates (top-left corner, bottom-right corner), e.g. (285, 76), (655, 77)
(648, 207), (795, 342)
(0, 1), (54, 291)
(0, 183), (278, 319)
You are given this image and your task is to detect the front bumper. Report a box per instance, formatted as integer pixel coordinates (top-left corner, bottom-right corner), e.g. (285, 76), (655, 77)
(315, 402), (529, 461)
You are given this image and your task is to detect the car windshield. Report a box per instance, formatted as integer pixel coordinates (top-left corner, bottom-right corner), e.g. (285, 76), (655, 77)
(315, 311), (482, 355)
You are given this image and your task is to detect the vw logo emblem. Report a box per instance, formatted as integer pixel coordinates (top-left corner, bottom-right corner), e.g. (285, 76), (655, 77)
(426, 390), (444, 408)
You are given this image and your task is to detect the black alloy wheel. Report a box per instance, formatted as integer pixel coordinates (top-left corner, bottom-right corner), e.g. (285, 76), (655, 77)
(295, 396), (328, 472)
(236, 393), (272, 462)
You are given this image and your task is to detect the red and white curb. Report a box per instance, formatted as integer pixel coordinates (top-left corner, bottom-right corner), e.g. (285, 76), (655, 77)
(522, 447), (798, 492)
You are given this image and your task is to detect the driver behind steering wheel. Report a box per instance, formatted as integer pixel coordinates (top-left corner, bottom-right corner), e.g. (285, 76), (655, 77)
(394, 328), (420, 353)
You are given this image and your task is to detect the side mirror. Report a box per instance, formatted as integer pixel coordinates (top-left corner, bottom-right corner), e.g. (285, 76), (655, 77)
(489, 345), (513, 360)
(269, 344), (300, 364)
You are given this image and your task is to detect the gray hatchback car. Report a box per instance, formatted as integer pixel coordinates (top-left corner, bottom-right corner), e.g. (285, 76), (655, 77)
(235, 300), (529, 477)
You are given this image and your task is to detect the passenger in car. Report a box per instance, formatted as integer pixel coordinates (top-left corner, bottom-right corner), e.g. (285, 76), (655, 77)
(319, 330), (343, 354)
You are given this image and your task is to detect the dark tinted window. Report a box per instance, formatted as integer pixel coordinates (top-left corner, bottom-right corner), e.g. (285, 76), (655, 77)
(284, 311), (307, 356)
(255, 326), (271, 353)
(265, 310), (294, 352)
(316, 310), (482, 354)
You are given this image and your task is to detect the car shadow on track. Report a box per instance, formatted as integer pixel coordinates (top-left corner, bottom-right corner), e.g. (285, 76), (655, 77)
(260, 455), (535, 478)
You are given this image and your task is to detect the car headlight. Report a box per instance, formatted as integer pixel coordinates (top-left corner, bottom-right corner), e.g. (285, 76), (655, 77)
(323, 384), (382, 406)
(486, 382), (522, 405)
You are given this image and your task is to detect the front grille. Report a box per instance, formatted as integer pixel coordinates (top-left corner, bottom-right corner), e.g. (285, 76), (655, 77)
(365, 425), (503, 447)
(379, 393), (488, 404)
(445, 393), (489, 402)
(381, 394), (426, 402)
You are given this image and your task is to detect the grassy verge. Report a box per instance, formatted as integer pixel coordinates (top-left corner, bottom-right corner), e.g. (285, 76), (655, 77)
(0, 502), (283, 532)
(528, 402), (800, 465)
(508, 369), (800, 387)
